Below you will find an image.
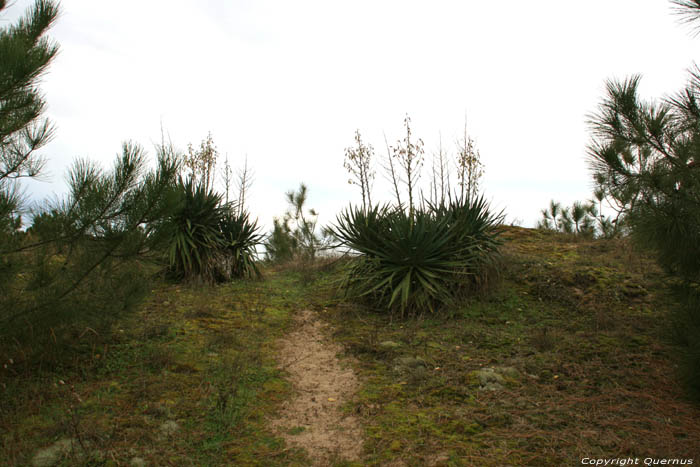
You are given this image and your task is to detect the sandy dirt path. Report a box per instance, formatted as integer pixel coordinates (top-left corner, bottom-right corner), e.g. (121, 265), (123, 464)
(270, 309), (363, 465)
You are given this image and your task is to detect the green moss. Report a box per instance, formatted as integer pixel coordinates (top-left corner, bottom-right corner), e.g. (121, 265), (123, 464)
(0, 270), (313, 466)
(321, 228), (698, 464)
(3, 229), (699, 465)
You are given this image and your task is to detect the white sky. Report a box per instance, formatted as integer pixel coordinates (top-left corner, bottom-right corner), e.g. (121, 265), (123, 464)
(6, 0), (699, 228)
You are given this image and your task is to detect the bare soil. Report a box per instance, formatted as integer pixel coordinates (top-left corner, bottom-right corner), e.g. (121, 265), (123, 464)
(270, 309), (363, 465)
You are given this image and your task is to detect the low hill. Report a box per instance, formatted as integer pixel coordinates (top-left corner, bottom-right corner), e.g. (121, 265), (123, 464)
(1, 227), (698, 465)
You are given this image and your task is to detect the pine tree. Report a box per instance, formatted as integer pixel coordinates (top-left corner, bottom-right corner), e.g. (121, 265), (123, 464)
(2, 142), (179, 342)
(0, 2), (180, 348)
(0, 0), (59, 233)
(588, 75), (700, 278)
(264, 183), (327, 262)
(588, 0), (700, 397)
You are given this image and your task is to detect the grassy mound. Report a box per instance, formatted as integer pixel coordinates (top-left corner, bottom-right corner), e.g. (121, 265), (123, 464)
(319, 227), (700, 464)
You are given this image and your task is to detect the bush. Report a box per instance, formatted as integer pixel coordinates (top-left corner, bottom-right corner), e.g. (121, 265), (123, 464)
(1, 143), (179, 347)
(163, 177), (263, 282)
(587, 61), (700, 400)
(219, 210), (263, 279)
(330, 196), (503, 316)
(535, 198), (622, 239)
(264, 183), (328, 263)
(164, 177), (225, 282)
(265, 217), (298, 263)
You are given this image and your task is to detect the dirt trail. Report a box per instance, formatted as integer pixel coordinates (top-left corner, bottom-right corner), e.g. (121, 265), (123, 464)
(270, 309), (363, 465)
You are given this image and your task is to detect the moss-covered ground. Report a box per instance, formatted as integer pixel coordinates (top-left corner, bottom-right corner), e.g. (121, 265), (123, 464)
(2, 227), (699, 465)
(1, 273), (312, 466)
(318, 227), (700, 465)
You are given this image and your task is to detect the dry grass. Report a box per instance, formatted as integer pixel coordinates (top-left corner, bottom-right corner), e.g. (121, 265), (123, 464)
(318, 226), (700, 465)
(0, 274), (310, 466)
(2, 229), (698, 465)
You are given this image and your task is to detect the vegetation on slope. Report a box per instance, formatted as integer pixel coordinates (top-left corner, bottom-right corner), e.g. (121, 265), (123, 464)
(1, 273), (311, 465)
(320, 227), (700, 465)
(3, 228), (698, 465)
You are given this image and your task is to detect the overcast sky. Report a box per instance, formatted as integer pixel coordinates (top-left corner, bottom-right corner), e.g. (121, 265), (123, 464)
(6, 0), (699, 228)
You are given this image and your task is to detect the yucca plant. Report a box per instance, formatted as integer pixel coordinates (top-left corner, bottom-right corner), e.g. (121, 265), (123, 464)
(219, 209), (264, 279)
(430, 196), (504, 269)
(165, 177), (225, 281)
(330, 195), (503, 316)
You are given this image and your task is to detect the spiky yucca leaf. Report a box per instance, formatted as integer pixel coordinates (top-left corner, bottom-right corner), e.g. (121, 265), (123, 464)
(219, 210), (264, 279)
(166, 177), (224, 281)
(331, 196), (502, 315)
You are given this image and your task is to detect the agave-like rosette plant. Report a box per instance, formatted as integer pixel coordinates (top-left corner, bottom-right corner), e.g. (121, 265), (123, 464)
(331, 195), (503, 315)
(165, 177), (225, 281)
(430, 196), (503, 263)
(219, 209), (264, 279)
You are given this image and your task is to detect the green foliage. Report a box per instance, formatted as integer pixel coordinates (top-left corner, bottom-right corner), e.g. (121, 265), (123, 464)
(536, 196), (624, 238)
(264, 183), (327, 263)
(0, 0), (58, 236)
(163, 177), (263, 282)
(165, 177), (225, 281)
(265, 217), (297, 263)
(0, 2), (195, 347)
(1, 143), (179, 342)
(537, 199), (600, 236)
(588, 74), (700, 395)
(588, 74), (700, 277)
(587, 1), (700, 399)
(330, 196), (503, 316)
(219, 209), (263, 279)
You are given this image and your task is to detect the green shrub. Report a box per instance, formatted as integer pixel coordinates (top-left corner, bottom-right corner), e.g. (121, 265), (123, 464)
(219, 210), (263, 279)
(264, 217), (298, 263)
(165, 177), (225, 281)
(1, 143), (179, 347)
(163, 178), (263, 282)
(264, 183), (328, 263)
(330, 196), (503, 316)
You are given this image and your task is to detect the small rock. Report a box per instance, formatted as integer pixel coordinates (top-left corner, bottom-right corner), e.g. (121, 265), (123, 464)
(470, 366), (521, 391)
(494, 366), (520, 379)
(159, 420), (180, 436)
(32, 438), (76, 467)
(472, 368), (506, 386)
(395, 356), (427, 369)
(393, 356), (430, 380)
